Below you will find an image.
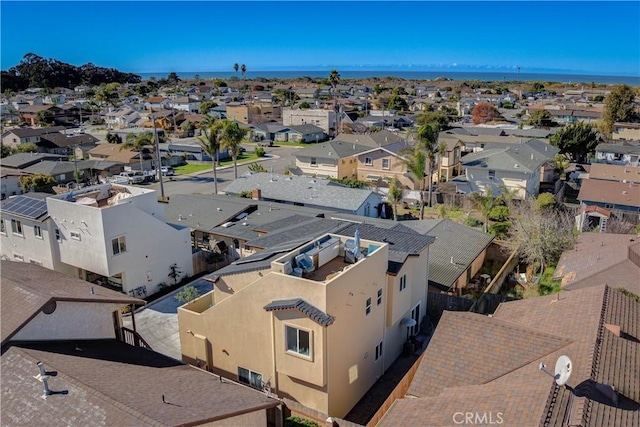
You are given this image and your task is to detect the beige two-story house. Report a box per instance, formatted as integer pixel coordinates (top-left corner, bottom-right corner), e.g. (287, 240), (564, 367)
(293, 140), (370, 178)
(178, 225), (434, 418)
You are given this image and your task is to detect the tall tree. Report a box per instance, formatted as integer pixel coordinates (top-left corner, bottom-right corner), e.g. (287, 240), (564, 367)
(19, 174), (57, 193)
(240, 64), (246, 80)
(121, 131), (154, 172)
(197, 117), (223, 194)
(328, 70), (340, 98)
(526, 109), (553, 128)
(416, 123), (445, 208)
(468, 188), (495, 233)
(397, 145), (427, 219)
(233, 63), (239, 79)
(550, 121), (599, 162)
(602, 84), (637, 133)
(388, 178), (403, 221)
(472, 102), (503, 124)
(219, 120), (248, 179)
(417, 110), (450, 129)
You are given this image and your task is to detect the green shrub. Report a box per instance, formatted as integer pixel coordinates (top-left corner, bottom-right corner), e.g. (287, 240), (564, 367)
(488, 205), (510, 222)
(537, 193), (557, 211)
(284, 416), (319, 427)
(464, 217), (484, 228)
(489, 221), (510, 238)
(255, 147), (266, 157)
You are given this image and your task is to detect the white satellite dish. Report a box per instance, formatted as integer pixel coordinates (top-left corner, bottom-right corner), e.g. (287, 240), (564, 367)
(539, 355), (573, 386)
(554, 355), (573, 386)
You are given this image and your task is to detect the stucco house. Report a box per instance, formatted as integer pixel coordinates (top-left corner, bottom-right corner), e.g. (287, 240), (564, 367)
(594, 141), (640, 167)
(178, 225), (434, 418)
(0, 184), (193, 297)
(293, 140), (370, 178)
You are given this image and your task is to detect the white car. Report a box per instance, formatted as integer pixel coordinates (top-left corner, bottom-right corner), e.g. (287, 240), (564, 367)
(161, 166), (175, 176)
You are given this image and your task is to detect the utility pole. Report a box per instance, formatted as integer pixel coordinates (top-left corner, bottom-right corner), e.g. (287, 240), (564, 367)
(151, 114), (165, 200)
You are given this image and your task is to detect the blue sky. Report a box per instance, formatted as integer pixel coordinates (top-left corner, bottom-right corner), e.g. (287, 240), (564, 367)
(1, 1), (639, 76)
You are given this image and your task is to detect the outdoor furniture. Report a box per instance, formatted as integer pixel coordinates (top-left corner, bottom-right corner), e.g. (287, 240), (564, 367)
(294, 253), (315, 275)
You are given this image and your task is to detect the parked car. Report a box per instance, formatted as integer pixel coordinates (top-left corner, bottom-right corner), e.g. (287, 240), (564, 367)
(257, 140), (273, 147)
(161, 166), (175, 176)
(118, 171), (145, 184)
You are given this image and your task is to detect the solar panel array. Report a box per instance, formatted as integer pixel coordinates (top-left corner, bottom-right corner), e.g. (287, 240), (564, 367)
(2, 196), (48, 220)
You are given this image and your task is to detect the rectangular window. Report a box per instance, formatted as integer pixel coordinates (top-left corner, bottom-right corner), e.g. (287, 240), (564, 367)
(286, 325), (311, 357)
(34, 225), (43, 239)
(29, 259), (42, 266)
(55, 228), (61, 242)
(112, 236), (127, 255)
(310, 157), (317, 167)
(0, 218), (5, 234)
(399, 274), (407, 292)
(70, 231), (81, 241)
(366, 297), (372, 315)
(377, 288), (383, 306)
(11, 219), (22, 235)
(375, 341), (383, 361)
(237, 367), (263, 390)
(382, 159), (390, 170)
(365, 157), (373, 166)
(488, 170), (496, 180)
(13, 254), (24, 262)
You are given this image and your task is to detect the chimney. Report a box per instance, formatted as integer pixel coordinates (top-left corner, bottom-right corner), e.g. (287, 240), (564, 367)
(252, 188), (262, 200)
(42, 377), (52, 399)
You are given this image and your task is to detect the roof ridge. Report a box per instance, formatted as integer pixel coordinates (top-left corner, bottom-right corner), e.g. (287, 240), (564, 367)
(10, 346), (163, 426)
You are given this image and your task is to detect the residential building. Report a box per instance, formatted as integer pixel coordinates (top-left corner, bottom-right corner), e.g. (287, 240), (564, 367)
(594, 141), (640, 166)
(612, 122), (640, 141)
(144, 96), (170, 110)
(226, 104), (282, 124)
(274, 124), (325, 143)
(437, 134), (464, 182)
(283, 108), (337, 135)
(1, 152), (68, 170)
(335, 130), (405, 148)
(168, 96), (202, 113)
(293, 140), (370, 178)
(378, 285), (639, 426)
(18, 105), (64, 126)
(178, 225), (434, 418)
(0, 184), (193, 296)
(553, 233), (640, 295)
(1, 261), (280, 427)
(1, 126), (66, 147)
(577, 178), (640, 215)
(105, 105), (141, 129)
(356, 141), (428, 189)
(88, 143), (155, 170)
(587, 163), (640, 184)
(224, 172), (383, 218)
(35, 132), (99, 156)
(0, 166), (30, 200)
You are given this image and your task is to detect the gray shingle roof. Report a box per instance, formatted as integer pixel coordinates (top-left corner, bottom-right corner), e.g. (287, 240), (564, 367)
(595, 141), (640, 155)
(290, 123), (324, 135)
(264, 298), (335, 326)
(402, 219), (494, 290)
(461, 143), (549, 172)
(1, 153), (68, 169)
(293, 140), (370, 161)
(224, 172), (379, 213)
(247, 218), (343, 249)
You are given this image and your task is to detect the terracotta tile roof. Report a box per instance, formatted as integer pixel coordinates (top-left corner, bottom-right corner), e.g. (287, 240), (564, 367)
(379, 285), (640, 427)
(264, 298), (335, 326)
(553, 233), (640, 295)
(1, 261), (143, 345)
(2, 340), (279, 426)
(578, 178), (640, 208)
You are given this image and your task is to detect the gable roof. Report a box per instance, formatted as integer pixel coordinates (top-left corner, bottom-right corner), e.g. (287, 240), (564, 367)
(577, 178), (640, 208)
(381, 285), (640, 427)
(1, 261), (143, 346)
(553, 233), (640, 295)
(290, 123), (324, 135)
(461, 144), (549, 172)
(334, 130), (405, 148)
(357, 140), (411, 157)
(39, 132), (98, 149)
(264, 298), (335, 326)
(402, 219), (494, 290)
(3, 126), (66, 138)
(588, 163), (640, 183)
(1, 152), (67, 169)
(595, 141), (640, 155)
(2, 340), (279, 426)
(293, 140), (370, 161)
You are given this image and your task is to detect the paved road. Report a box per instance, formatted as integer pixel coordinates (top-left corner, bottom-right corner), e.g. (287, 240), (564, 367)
(146, 144), (301, 197)
(122, 277), (214, 360)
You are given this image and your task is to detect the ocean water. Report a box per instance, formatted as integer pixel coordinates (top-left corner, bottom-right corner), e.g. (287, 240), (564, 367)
(137, 70), (639, 85)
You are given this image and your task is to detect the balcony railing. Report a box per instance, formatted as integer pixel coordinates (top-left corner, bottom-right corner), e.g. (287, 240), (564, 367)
(121, 326), (152, 350)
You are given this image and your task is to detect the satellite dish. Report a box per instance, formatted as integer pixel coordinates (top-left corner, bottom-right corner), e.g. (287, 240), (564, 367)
(554, 355), (573, 386)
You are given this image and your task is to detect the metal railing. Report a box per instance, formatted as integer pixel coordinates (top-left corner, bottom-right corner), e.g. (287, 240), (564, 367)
(121, 326), (152, 350)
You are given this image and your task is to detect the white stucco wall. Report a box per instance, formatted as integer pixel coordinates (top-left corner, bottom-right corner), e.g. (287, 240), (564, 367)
(1, 217), (57, 269)
(1, 175), (23, 199)
(11, 301), (123, 341)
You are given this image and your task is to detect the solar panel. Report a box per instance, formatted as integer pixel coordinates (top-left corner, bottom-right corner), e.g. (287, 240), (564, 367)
(2, 196), (48, 220)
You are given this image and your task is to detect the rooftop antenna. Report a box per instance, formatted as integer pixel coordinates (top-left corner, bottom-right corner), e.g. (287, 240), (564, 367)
(539, 355), (573, 386)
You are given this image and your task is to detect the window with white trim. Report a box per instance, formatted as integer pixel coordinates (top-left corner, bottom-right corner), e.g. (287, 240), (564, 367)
(364, 157), (373, 166)
(70, 231), (81, 241)
(34, 225), (43, 239)
(488, 170), (496, 180)
(286, 325), (311, 357)
(375, 341), (383, 361)
(377, 288), (383, 306)
(30, 259), (42, 266)
(382, 159), (390, 170)
(112, 236), (127, 255)
(13, 254), (24, 262)
(366, 297), (372, 315)
(237, 367), (263, 390)
(11, 219), (23, 235)
(399, 274), (407, 292)
(310, 157), (317, 167)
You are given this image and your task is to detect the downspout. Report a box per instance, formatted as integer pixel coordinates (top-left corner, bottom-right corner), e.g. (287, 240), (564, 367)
(270, 311), (278, 393)
(381, 279), (387, 374)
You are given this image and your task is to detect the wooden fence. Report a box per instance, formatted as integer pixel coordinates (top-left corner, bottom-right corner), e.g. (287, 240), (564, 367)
(428, 291), (475, 322)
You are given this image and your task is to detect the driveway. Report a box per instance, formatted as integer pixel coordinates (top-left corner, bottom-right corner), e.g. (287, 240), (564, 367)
(122, 277), (214, 360)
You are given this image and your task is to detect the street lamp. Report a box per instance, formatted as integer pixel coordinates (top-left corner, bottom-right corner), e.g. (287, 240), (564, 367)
(151, 114), (165, 200)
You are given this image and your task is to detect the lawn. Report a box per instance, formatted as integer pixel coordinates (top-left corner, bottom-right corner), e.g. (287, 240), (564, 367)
(173, 163), (211, 175)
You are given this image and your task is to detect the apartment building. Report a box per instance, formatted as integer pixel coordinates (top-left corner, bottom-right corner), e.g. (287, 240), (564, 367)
(1, 184), (192, 296)
(178, 226), (433, 418)
(283, 108), (337, 135)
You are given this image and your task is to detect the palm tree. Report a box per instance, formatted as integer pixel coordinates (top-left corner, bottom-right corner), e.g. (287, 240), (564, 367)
(219, 120), (248, 179)
(388, 178), (404, 221)
(468, 188), (495, 233)
(197, 118), (224, 194)
(120, 131), (154, 172)
(329, 70), (340, 98)
(416, 123), (446, 208)
(397, 145), (427, 219)
(240, 64), (246, 79)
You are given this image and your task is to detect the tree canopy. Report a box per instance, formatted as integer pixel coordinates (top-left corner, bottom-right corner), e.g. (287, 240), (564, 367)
(417, 110), (450, 130)
(602, 84), (638, 133)
(1, 53), (140, 91)
(387, 94), (409, 111)
(526, 110), (553, 128)
(550, 121), (599, 162)
(19, 174), (58, 193)
(472, 102), (503, 125)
